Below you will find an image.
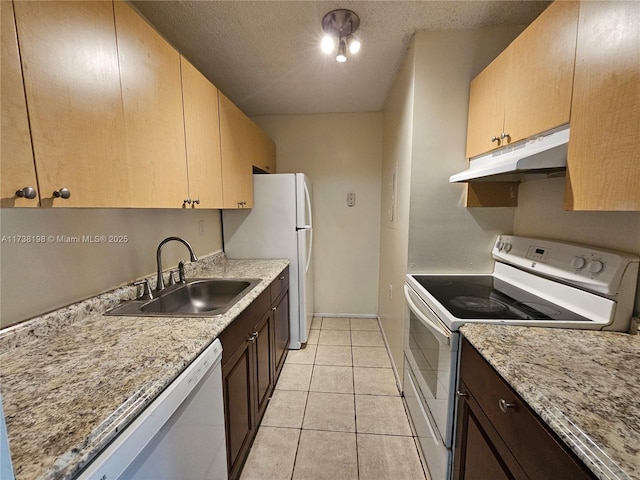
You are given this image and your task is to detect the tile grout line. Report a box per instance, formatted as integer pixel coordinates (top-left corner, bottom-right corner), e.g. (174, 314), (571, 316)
(350, 319), (362, 479)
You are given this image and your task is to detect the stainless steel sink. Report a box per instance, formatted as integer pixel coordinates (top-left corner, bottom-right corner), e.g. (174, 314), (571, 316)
(105, 278), (261, 317)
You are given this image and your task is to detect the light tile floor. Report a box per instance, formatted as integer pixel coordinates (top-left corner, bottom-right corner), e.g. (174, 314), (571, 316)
(240, 317), (428, 480)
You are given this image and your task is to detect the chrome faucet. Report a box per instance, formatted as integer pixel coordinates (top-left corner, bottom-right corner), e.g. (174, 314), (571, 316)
(155, 236), (198, 292)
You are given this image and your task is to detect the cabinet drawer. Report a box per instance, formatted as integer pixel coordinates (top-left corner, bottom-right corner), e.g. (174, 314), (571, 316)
(270, 266), (289, 303)
(459, 338), (593, 480)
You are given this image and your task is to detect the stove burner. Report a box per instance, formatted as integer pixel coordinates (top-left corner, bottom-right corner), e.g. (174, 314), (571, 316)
(449, 296), (508, 314)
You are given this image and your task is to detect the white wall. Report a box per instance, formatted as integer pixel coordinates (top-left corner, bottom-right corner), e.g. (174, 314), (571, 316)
(378, 26), (525, 379)
(408, 29), (522, 273)
(253, 113), (383, 316)
(378, 41), (415, 381)
(0, 209), (222, 327)
(514, 177), (640, 314)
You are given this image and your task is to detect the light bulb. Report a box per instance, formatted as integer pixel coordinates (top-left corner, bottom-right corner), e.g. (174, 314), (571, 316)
(348, 35), (361, 54)
(336, 38), (347, 62)
(321, 35), (334, 54)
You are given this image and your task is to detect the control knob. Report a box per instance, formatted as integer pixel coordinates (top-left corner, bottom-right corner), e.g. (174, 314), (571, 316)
(571, 257), (587, 270)
(588, 260), (604, 274)
(503, 243), (512, 253)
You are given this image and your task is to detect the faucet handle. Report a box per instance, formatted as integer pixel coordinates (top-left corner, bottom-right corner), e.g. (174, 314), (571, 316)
(178, 260), (187, 283)
(167, 270), (178, 286)
(133, 279), (153, 300)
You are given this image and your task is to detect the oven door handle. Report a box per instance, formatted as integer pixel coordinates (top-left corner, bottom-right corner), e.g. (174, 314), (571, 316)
(404, 284), (451, 347)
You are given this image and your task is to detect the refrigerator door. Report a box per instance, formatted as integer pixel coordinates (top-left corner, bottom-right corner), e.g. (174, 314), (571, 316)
(295, 174), (314, 345)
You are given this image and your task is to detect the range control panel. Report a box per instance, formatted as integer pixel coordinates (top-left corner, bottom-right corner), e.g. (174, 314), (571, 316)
(493, 235), (639, 296)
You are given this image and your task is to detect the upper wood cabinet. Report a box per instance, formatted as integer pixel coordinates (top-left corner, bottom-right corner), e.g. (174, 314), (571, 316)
(0, 1), (38, 207)
(219, 92), (255, 209)
(180, 56), (224, 209)
(13, 0), (130, 207)
(466, 49), (510, 158)
(466, 1), (579, 159)
(565, 1), (640, 211)
(3, 0), (274, 210)
(505, 1), (578, 145)
(114, 0), (188, 208)
(251, 127), (276, 174)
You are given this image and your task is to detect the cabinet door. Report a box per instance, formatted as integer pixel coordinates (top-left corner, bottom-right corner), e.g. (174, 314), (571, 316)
(253, 311), (274, 424)
(1, 1), (38, 207)
(565, 1), (640, 211)
(219, 92), (254, 209)
(114, 1), (187, 208)
(273, 289), (290, 380)
(505, 1), (578, 144)
(453, 390), (516, 480)
(180, 56), (224, 208)
(251, 127), (276, 174)
(222, 339), (255, 480)
(465, 49), (509, 158)
(13, 0), (129, 207)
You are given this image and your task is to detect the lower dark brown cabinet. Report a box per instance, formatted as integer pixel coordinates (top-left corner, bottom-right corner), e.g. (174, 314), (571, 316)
(219, 267), (290, 480)
(453, 338), (595, 480)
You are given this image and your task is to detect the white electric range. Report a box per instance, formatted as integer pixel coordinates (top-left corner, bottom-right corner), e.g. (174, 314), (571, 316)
(403, 235), (639, 480)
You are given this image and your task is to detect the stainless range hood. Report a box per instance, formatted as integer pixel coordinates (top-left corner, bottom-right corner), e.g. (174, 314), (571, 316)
(450, 126), (569, 183)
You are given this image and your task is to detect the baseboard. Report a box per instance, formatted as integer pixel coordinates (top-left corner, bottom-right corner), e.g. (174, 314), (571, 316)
(376, 315), (403, 394)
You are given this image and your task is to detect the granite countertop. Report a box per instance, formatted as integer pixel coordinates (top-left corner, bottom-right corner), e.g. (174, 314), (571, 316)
(460, 324), (640, 480)
(0, 253), (289, 480)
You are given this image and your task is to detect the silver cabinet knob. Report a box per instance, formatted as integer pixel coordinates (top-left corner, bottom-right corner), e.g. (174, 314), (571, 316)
(271, 306), (277, 311)
(53, 188), (70, 199)
(498, 398), (516, 413)
(16, 187), (37, 199)
(247, 331), (259, 343)
(184, 198), (192, 205)
(192, 199), (200, 205)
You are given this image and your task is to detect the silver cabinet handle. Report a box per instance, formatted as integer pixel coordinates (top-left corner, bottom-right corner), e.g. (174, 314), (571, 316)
(184, 198), (192, 205)
(491, 136), (500, 143)
(279, 276), (286, 280)
(192, 198), (200, 205)
(53, 188), (70, 199)
(271, 306), (277, 311)
(456, 391), (468, 398)
(500, 132), (510, 140)
(498, 398), (516, 413)
(247, 331), (259, 342)
(16, 187), (37, 199)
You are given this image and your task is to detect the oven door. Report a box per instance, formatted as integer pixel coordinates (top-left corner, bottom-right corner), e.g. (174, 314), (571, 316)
(403, 283), (459, 448)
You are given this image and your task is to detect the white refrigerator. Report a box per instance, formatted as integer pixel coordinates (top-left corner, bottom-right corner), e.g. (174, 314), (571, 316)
(222, 173), (314, 349)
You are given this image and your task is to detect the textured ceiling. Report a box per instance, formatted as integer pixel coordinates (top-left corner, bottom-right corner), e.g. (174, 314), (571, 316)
(131, 1), (550, 116)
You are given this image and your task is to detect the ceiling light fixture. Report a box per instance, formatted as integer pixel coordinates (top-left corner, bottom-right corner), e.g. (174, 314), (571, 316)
(321, 9), (360, 62)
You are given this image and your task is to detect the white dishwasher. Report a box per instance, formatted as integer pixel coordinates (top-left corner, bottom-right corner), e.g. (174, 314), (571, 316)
(78, 339), (227, 480)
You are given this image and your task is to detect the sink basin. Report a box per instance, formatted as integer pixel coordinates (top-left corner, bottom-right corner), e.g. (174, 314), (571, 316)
(105, 278), (261, 317)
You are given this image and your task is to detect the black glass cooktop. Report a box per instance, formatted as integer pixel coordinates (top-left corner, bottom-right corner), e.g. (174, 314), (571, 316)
(412, 275), (591, 322)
